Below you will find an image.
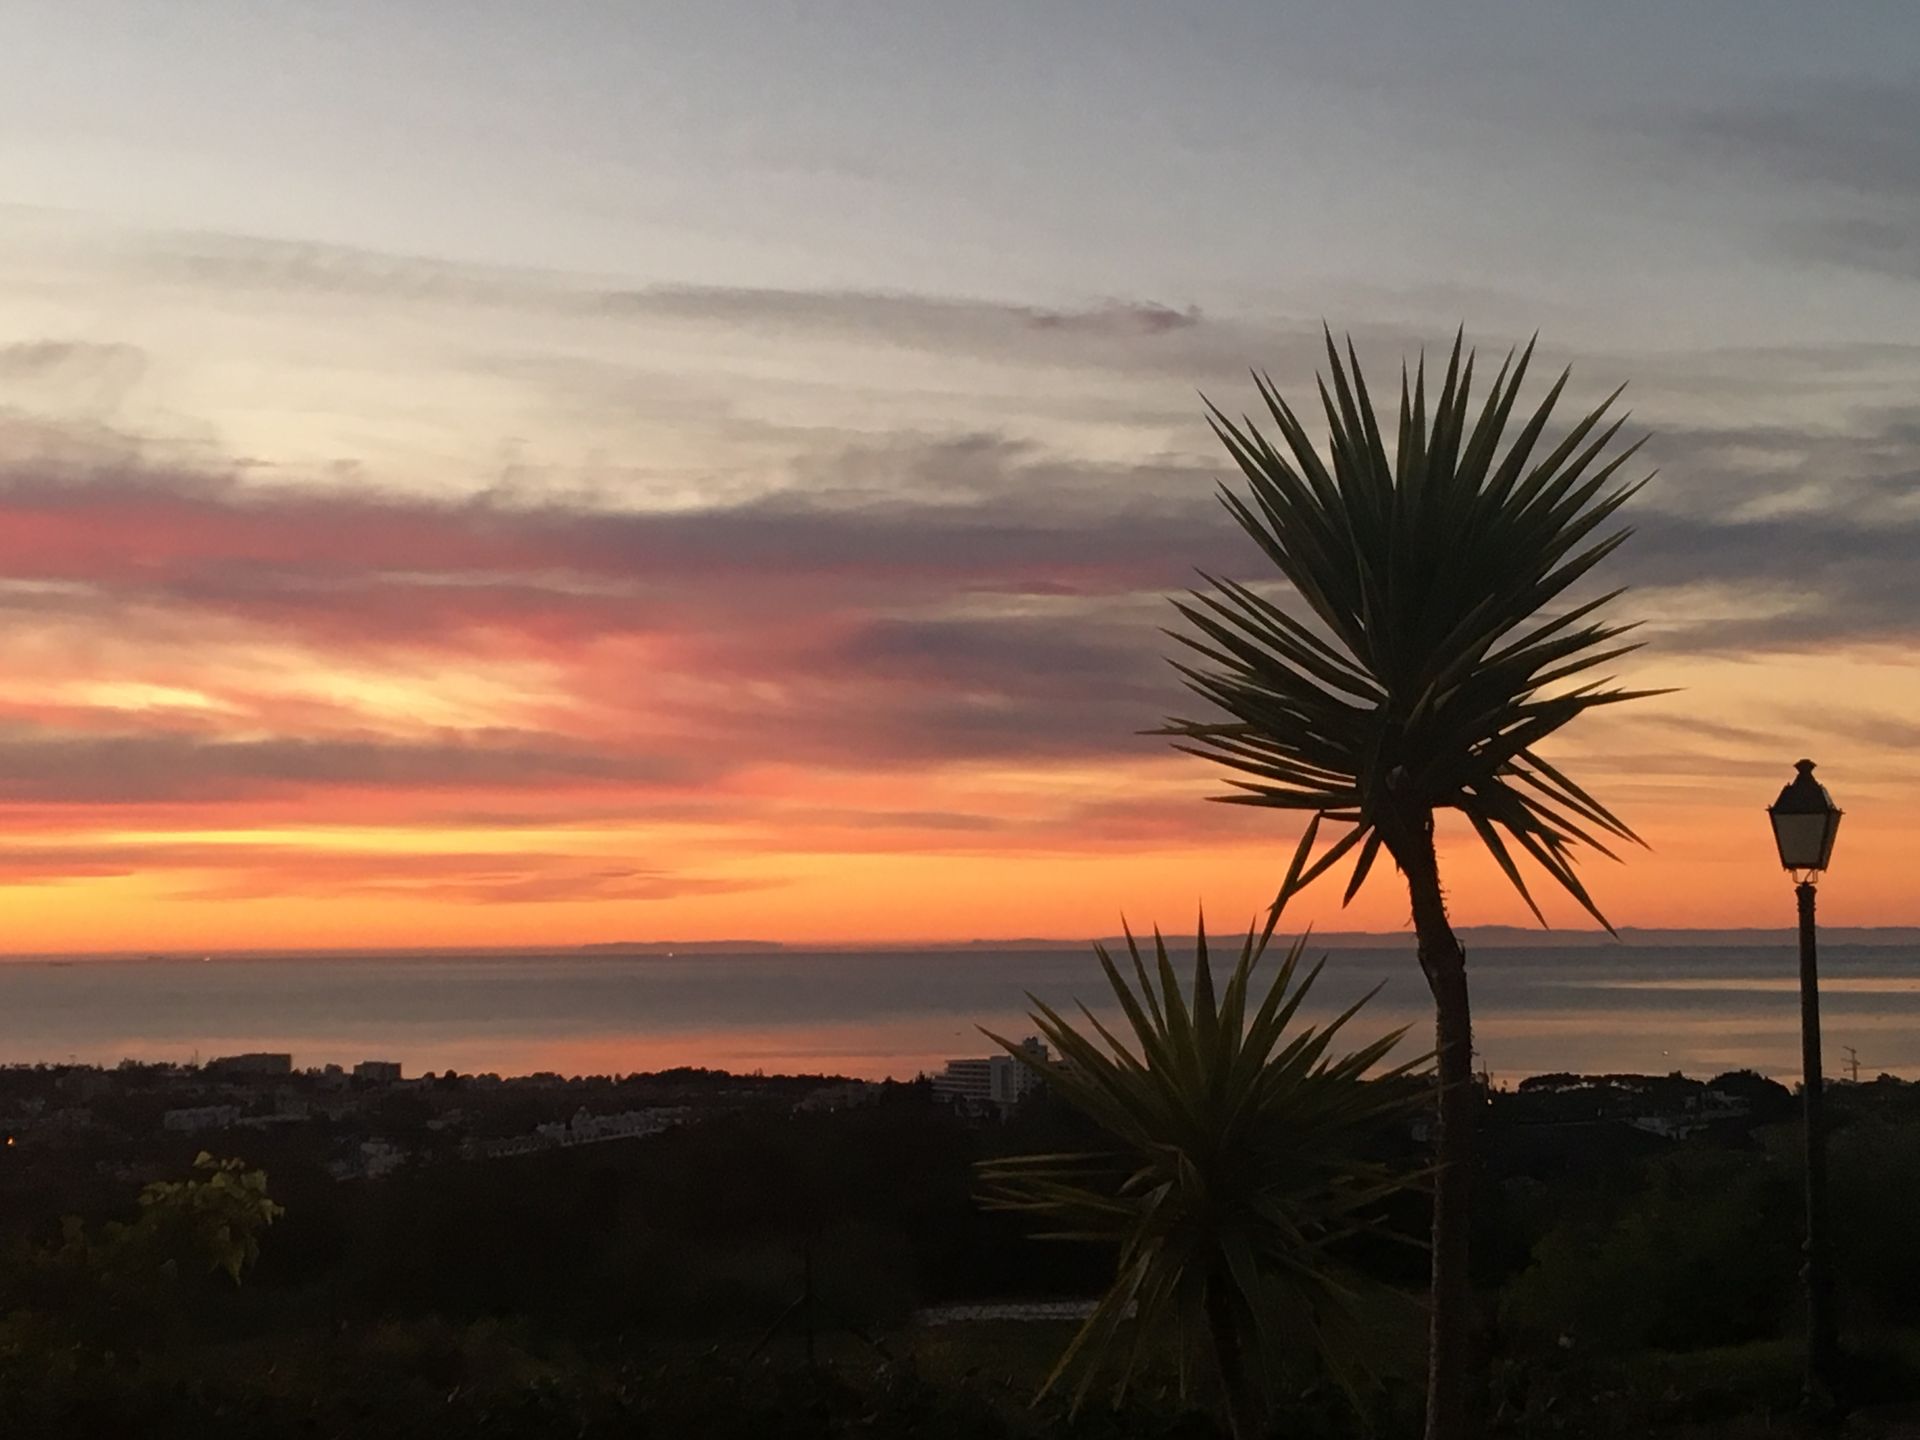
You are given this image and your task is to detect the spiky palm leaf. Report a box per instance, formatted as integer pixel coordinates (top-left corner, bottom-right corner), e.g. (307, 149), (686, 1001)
(1165, 330), (1662, 927)
(977, 917), (1423, 1421)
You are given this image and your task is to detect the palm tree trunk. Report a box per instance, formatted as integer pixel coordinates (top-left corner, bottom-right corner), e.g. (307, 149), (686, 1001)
(1206, 1279), (1266, 1440)
(1399, 811), (1476, 1440)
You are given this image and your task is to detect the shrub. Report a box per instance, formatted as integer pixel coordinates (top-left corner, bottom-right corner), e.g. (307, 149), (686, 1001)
(1500, 1148), (1797, 1354)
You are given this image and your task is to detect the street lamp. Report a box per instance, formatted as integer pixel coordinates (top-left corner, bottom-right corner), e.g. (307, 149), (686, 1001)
(1767, 758), (1842, 1407)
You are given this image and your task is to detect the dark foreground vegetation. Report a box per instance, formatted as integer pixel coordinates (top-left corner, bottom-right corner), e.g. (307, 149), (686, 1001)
(7, 1068), (1920, 1437)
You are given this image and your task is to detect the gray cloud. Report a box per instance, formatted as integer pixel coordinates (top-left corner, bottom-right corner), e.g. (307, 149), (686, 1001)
(0, 729), (703, 805)
(1785, 216), (1920, 284)
(3, 371), (1917, 806)
(0, 341), (146, 380)
(1606, 401), (1920, 652)
(1806, 710), (1920, 754)
(0, 427), (1247, 616)
(1640, 404), (1920, 517)
(141, 229), (1221, 368)
(1664, 79), (1920, 282)
(127, 227), (1474, 412)
(144, 234), (571, 311)
(1025, 300), (1202, 335)
(0, 341), (149, 417)
(603, 283), (1206, 341)
(1619, 510), (1918, 653)
(1676, 80), (1920, 202)
(839, 615), (1158, 690)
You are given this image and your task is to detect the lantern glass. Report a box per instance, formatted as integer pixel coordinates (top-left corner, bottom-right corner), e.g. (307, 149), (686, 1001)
(1770, 810), (1837, 872)
(1767, 759), (1841, 876)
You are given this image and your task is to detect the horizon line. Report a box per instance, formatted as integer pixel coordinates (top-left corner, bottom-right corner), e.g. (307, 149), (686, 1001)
(5, 921), (1920, 963)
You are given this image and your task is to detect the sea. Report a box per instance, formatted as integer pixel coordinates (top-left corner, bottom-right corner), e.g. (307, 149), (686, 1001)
(1, 941), (1916, 1084)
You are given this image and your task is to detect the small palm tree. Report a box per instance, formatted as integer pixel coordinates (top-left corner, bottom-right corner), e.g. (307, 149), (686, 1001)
(1163, 332), (1658, 1440)
(979, 917), (1422, 1440)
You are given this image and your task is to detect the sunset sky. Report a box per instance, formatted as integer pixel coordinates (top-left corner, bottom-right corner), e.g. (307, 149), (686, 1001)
(4, 3), (1920, 952)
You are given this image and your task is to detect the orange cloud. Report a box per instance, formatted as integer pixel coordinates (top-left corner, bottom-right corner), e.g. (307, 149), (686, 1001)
(1, 417), (1917, 954)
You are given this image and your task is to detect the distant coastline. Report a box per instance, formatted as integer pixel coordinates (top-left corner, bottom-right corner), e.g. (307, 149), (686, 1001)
(579, 940), (786, 954)
(597, 927), (1920, 952)
(941, 926), (1920, 951)
(2, 924), (1918, 963)
(592, 925), (1920, 953)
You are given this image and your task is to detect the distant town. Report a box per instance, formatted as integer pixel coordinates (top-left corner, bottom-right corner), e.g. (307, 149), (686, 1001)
(12, 1032), (1914, 1199)
(0, 1035), (1071, 1194)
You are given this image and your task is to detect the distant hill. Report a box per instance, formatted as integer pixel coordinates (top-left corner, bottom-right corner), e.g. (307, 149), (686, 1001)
(1382, 925), (1919, 949)
(579, 927), (1920, 954)
(5, 927), (1915, 964)
(1115, 925), (1920, 950)
(579, 940), (786, 954)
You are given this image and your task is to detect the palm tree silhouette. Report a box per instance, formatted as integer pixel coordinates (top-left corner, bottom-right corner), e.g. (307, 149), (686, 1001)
(1165, 330), (1660, 1440)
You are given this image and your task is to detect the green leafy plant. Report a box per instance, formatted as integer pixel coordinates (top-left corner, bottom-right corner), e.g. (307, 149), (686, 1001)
(45, 1151), (283, 1287)
(977, 917), (1423, 1440)
(2, 1153), (282, 1358)
(134, 1151), (285, 1283)
(1164, 331), (1658, 1440)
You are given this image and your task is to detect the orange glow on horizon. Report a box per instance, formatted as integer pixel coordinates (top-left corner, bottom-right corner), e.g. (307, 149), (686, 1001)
(4, 775), (1915, 957)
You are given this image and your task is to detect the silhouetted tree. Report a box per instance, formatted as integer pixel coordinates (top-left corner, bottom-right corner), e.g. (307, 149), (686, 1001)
(1165, 332), (1656, 1440)
(980, 918), (1421, 1439)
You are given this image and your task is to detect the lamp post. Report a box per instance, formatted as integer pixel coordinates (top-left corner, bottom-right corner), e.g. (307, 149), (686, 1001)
(1767, 758), (1843, 1407)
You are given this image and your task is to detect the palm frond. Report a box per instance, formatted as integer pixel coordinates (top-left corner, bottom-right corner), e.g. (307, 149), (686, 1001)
(1166, 332), (1657, 925)
(978, 916), (1425, 1418)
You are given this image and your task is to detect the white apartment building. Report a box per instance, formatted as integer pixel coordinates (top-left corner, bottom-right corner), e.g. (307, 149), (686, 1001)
(931, 1037), (1050, 1114)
